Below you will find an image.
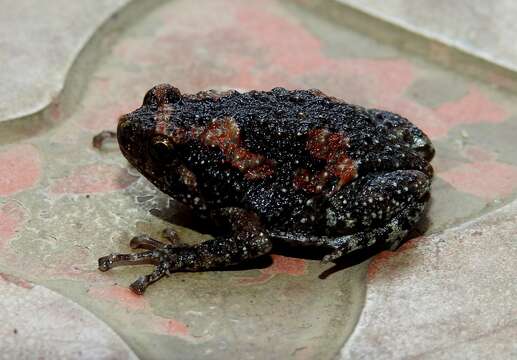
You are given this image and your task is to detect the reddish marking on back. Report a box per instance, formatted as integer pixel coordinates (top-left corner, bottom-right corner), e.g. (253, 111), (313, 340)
(294, 129), (357, 193)
(306, 129), (348, 159)
(200, 117), (275, 179)
(201, 117), (240, 152)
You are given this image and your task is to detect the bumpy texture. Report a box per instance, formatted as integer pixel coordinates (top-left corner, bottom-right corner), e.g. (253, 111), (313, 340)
(99, 84), (434, 294)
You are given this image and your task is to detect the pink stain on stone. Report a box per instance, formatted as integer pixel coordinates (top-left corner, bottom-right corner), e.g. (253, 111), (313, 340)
(155, 318), (190, 338)
(463, 145), (497, 162)
(88, 285), (149, 311)
(435, 86), (508, 127)
(0, 144), (41, 196)
(0, 201), (27, 251)
(438, 161), (517, 200)
(367, 238), (419, 280)
(0, 273), (33, 289)
(79, 102), (139, 133)
(51, 164), (137, 194)
(238, 255), (307, 285)
(233, 3), (416, 103)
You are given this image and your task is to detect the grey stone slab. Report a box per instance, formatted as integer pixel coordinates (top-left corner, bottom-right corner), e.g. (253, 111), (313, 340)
(1, 0), (516, 358)
(338, 0), (517, 72)
(341, 200), (517, 359)
(0, 274), (138, 360)
(0, 0), (129, 122)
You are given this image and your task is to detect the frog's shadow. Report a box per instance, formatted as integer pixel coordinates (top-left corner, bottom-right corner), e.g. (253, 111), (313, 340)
(142, 191), (433, 276)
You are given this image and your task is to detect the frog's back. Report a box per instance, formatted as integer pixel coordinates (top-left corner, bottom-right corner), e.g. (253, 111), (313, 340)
(172, 87), (377, 164)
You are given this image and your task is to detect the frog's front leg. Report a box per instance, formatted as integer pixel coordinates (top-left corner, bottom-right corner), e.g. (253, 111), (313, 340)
(98, 208), (271, 294)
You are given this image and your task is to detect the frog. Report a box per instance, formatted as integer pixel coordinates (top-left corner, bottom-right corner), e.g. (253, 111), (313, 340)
(98, 84), (434, 294)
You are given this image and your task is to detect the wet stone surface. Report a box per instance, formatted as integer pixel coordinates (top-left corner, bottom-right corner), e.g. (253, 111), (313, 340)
(0, 0), (516, 358)
(0, 274), (137, 359)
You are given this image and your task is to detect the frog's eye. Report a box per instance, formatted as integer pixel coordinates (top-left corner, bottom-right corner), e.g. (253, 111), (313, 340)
(150, 137), (175, 162)
(143, 84), (181, 107)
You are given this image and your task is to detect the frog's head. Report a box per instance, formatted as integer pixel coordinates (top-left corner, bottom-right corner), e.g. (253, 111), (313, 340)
(369, 109), (435, 161)
(117, 84), (183, 184)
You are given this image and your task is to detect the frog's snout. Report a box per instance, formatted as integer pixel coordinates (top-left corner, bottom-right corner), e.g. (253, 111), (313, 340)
(118, 113), (129, 127)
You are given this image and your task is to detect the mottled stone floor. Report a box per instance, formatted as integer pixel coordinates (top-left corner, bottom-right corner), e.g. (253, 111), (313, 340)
(0, 1), (515, 359)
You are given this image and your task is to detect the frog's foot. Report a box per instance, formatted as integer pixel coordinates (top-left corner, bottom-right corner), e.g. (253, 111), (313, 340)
(98, 208), (272, 294)
(99, 230), (182, 294)
(322, 201), (426, 263)
(98, 245), (176, 294)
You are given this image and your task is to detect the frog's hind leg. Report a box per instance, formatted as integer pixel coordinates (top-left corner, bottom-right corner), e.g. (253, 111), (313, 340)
(98, 208), (272, 294)
(321, 200), (426, 262)
(320, 169), (430, 262)
(270, 200), (423, 261)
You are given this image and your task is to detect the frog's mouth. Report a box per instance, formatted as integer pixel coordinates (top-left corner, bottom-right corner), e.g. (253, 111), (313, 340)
(116, 112), (153, 173)
(116, 114), (133, 160)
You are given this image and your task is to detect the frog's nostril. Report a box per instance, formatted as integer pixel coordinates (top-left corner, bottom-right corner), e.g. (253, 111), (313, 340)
(118, 114), (129, 127)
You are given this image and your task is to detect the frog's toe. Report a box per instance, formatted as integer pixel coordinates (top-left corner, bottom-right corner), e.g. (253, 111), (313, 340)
(129, 234), (166, 250)
(98, 255), (114, 271)
(162, 228), (181, 245)
(97, 249), (159, 271)
(129, 265), (167, 295)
